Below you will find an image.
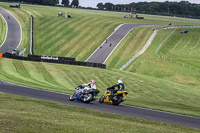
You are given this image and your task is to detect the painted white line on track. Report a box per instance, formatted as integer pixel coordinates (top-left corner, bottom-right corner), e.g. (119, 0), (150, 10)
(0, 80), (70, 96)
(104, 24), (158, 64)
(85, 24), (124, 62)
(5, 8), (22, 49)
(103, 26), (135, 64)
(0, 12), (8, 48)
(1, 80), (199, 120)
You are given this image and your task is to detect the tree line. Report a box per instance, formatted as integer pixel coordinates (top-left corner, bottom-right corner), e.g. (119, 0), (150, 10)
(97, 1), (200, 18)
(4, 0), (79, 7)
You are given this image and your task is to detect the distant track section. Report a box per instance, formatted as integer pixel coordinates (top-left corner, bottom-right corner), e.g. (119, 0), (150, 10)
(0, 8), (21, 53)
(86, 23), (155, 64)
(0, 80), (200, 129)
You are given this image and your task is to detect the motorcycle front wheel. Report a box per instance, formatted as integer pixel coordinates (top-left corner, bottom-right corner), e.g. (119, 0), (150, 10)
(83, 94), (93, 103)
(99, 95), (105, 103)
(69, 93), (76, 101)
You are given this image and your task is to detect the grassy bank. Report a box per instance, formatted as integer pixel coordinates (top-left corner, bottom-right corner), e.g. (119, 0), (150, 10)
(124, 28), (200, 87)
(0, 14), (6, 46)
(0, 58), (200, 117)
(0, 2), (200, 119)
(1, 2), (200, 60)
(105, 26), (155, 69)
(0, 93), (199, 133)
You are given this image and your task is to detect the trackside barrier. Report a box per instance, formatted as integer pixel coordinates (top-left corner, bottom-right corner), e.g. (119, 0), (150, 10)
(3, 53), (106, 69)
(120, 29), (158, 70)
(30, 15), (34, 55)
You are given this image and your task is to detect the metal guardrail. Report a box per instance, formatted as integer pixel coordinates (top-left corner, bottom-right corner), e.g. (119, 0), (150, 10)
(19, 48), (26, 56)
(158, 26), (200, 30)
(120, 29), (158, 70)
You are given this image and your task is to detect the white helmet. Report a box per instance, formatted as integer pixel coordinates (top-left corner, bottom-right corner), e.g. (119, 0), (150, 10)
(118, 80), (123, 84)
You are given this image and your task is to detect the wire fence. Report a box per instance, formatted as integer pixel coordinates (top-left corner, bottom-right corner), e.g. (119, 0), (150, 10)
(158, 54), (200, 73)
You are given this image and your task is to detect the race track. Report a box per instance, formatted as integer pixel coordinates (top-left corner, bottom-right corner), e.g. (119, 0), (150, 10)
(0, 80), (199, 129)
(86, 23), (155, 64)
(0, 8), (21, 53)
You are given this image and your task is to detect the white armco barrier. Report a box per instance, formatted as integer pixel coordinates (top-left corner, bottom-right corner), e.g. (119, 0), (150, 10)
(120, 29), (158, 71)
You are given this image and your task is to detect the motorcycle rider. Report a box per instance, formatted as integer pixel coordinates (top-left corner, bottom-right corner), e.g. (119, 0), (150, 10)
(107, 80), (124, 95)
(76, 80), (96, 96)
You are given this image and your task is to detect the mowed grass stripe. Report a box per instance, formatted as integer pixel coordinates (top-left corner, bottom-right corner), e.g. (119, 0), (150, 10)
(1, 93), (199, 133)
(60, 20), (117, 60)
(0, 58), (200, 116)
(125, 29), (200, 87)
(39, 17), (81, 40)
(48, 18), (98, 56)
(0, 60), (52, 88)
(66, 19), (111, 58)
(22, 61), (60, 87)
(35, 17), (93, 56)
(159, 29), (200, 67)
(53, 18), (114, 58)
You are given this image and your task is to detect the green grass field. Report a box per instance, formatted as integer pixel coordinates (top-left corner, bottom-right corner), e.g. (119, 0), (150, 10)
(1, 2), (200, 60)
(0, 58), (200, 117)
(0, 14), (6, 46)
(105, 26), (155, 69)
(124, 28), (200, 87)
(0, 1), (200, 126)
(1, 93), (199, 133)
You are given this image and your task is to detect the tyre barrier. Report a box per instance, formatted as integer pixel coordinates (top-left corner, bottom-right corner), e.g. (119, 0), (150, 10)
(2, 53), (106, 69)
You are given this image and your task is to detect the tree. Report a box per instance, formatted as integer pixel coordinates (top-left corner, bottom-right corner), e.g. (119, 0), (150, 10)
(42, 0), (59, 5)
(97, 3), (104, 10)
(62, 0), (70, 6)
(104, 2), (114, 10)
(71, 0), (79, 8)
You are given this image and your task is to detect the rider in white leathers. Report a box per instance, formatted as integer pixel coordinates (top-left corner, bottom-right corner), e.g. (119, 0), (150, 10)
(76, 80), (96, 95)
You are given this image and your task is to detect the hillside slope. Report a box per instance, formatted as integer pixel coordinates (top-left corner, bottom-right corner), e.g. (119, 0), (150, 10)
(125, 28), (200, 87)
(0, 58), (200, 117)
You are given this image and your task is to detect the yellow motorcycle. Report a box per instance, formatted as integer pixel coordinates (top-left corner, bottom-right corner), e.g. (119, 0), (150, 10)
(99, 89), (128, 105)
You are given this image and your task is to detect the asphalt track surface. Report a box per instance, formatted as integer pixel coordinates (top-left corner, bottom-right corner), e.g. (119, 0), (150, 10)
(0, 8), (21, 53)
(0, 80), (199, 129)
(86, 23), (155, 64)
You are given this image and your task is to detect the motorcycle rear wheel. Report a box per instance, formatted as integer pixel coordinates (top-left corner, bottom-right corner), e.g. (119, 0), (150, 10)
(112, 96), (122, 105)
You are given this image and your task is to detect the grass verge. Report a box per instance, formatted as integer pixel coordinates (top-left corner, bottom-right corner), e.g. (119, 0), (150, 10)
(125, 29), (200, 87)
(0, 93), (199, 133)
(0, 58), (200, 117)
